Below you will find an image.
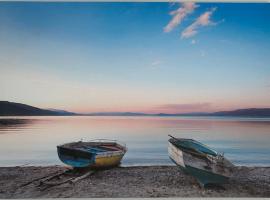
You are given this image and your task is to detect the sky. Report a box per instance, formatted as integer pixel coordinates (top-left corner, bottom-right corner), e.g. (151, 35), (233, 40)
(0, 2), (270, 114)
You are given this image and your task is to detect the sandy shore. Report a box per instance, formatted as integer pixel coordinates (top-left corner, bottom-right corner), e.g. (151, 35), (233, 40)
(0, 165), (269, 198)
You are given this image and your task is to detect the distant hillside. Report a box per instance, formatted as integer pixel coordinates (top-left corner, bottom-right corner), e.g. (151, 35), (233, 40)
(47, 108), (75, 115)
(160, 109), (270, 117)
(85, 112), (153, 116)
(156, 109), (270, 117)
(0, 101), (75, 116)
(1, 101), (270, 117)
(85, 109), (270, 117)
(211, 108), (270, 117)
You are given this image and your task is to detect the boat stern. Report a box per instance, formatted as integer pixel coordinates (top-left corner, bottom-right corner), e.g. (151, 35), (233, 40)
(57, 146), (95, 168)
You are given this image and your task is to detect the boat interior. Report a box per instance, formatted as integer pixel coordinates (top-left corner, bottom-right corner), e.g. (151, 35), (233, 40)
(60, 141), (126, 153)
(169, 138), (218, 157)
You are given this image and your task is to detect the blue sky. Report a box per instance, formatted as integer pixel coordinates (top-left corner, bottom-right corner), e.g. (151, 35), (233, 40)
(0, 2), (270, 113)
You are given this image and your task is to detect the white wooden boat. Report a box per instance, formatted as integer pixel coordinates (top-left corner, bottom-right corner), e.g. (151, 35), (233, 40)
(168, 135), (234, 187)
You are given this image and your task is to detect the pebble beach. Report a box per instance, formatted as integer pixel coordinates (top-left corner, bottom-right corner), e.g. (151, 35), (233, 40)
(0, 165), (269, 198)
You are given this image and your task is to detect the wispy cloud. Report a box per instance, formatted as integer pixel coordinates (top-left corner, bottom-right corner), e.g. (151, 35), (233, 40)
(181, 7), (217, 39)
(200, 50), (206, 57)
(150, 60), (162, 70)
(151, 60), (161, 66)
(156, 103), (212, 113)
(191, 39), (196, 45)
(164, 2), (198, 33)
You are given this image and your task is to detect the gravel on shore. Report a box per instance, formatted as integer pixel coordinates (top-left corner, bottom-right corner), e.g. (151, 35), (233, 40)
(0, 165), (269, 198)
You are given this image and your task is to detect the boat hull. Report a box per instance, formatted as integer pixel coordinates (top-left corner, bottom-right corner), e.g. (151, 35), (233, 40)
(92, 153), (125, 168)
(57, 146), (95, 168)
(168, 141), (230, 187)
(184, 165), (229, 186)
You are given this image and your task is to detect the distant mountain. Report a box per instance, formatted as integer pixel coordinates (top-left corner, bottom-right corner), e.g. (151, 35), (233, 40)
(84, 112), (211, 117)
(84, 112), (153, 116)
(1, 101), (270, 117)
(85, 109), (270, 117)
(47, 108), (76, 115)
(0, 101), (75, 116)
(210, 108), (270, 117)
(156, 109), (270, 117)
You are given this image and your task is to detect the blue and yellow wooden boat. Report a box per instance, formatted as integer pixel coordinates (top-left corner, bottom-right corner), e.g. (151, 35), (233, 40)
(168, 135), (234, 187)
(57, 139), (127, 169)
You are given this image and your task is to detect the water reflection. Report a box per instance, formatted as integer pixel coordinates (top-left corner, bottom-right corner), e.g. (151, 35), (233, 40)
(0, 118), (36, 132)
(0, 116), (269, 167)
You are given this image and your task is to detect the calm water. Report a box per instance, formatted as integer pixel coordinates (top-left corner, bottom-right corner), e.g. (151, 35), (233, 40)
(0, 116), (270, 167)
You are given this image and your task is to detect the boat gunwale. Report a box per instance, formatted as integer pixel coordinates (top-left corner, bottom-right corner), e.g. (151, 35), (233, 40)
(168, 137), (218, 157)
(57, 140), (127, 157)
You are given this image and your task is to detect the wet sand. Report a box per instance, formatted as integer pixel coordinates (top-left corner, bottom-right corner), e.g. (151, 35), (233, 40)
(0, 165), (269, 198)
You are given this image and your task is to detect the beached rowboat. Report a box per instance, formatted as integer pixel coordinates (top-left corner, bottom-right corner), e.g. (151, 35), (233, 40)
(168, 135), (234, 187)
(57, 139), (127, 169)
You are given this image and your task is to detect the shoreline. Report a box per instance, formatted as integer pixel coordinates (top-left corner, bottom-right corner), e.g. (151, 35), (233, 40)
(0, 165), (269, 198)
(2, 163), (270, 168)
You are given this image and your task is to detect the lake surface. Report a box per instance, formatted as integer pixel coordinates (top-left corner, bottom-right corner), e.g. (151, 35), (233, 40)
(0, 116), (270, 167)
